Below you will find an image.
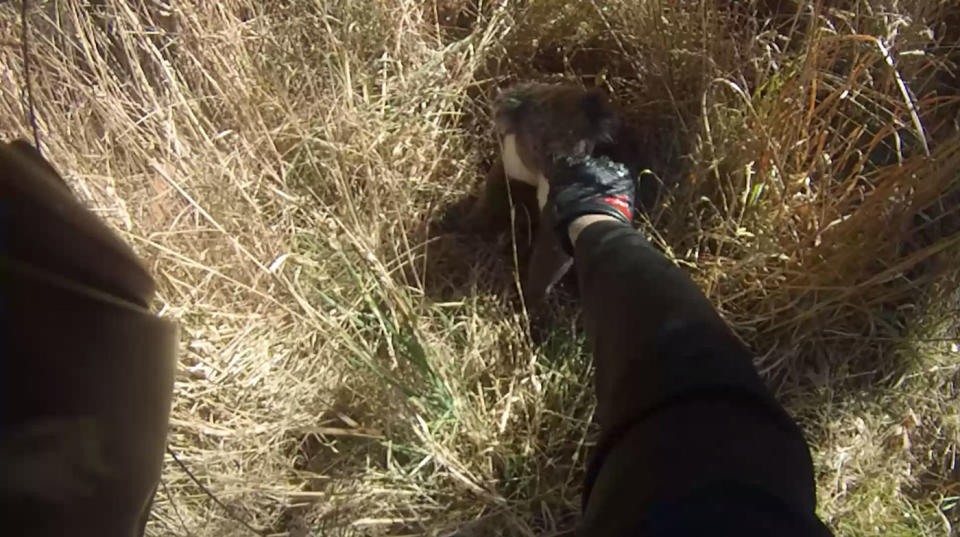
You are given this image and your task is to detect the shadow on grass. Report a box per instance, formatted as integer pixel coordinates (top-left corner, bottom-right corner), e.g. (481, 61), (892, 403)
(414, 178), (541, 304)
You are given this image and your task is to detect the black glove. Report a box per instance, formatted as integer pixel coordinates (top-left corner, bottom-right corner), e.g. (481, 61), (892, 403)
(548, 154), (637, 254)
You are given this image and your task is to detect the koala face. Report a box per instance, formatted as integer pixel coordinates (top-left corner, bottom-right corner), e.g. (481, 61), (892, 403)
(494, 83), (620, 176)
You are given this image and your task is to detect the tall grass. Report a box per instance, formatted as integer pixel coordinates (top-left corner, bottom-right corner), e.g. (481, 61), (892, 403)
(2, 1), (958, 535)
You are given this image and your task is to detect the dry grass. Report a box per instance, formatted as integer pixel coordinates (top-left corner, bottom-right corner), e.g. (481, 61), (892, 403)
(2, 0), (959, 535)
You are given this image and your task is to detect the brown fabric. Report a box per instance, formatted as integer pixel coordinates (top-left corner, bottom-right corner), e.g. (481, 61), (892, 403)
(0, 141), (156, 306)
(1, 141), (176, 537)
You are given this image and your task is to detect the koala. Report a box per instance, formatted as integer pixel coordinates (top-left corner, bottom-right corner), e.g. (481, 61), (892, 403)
(468, 83), (623, 307)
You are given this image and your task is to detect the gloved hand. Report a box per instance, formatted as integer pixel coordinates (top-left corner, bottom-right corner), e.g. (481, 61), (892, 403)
(548, 154), (637, 254)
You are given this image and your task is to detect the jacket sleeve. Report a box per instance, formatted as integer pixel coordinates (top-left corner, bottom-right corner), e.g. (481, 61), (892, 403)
(573, 221), (832, 537)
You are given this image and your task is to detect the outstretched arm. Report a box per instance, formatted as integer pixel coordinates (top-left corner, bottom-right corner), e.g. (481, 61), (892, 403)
(546, 157), (831, 536)
(571, 217), (830, 536)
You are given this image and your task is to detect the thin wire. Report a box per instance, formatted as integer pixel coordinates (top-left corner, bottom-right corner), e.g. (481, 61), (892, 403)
(160, 476), (195, 537)
(20, 0), (41, 152)
(166, 447), (265, 536)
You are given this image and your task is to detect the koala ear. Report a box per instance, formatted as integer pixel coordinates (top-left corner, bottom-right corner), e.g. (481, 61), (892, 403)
(497, 88), (527, 112)
(494, 87), (529, 134)
(581, 89), (620, 143)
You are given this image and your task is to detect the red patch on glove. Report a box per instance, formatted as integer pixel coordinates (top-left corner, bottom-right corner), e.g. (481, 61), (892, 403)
(601, 195), (632, 220)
